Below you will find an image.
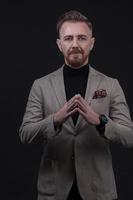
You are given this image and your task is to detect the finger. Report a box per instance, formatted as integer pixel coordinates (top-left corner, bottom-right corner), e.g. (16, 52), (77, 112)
(67, 94), (80, 109)
(75, 94), (81, 98)
(67, 100), (78, 112)
(67, 107), (79, 117)
(76, 95), (87, 106)
(67, 95), (77, 107)
(76, 107), (86, 117)
(74, 95), (88, 110)
(67, 94), (81, 105)
(75, 99), (87, 113)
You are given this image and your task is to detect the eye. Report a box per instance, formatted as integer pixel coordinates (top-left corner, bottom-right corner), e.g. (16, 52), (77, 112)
(78, 36), (87, 41)
(64, 36), (73, 41)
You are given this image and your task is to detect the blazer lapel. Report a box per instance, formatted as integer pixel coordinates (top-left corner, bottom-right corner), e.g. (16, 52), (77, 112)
(75, 66), (102, 128)
(85, 66), (102, 103)
(51, 66), (74, 128)
(51, 66), (66, 107)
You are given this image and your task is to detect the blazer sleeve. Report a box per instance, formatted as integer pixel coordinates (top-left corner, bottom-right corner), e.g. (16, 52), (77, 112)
(19, 79), (61, 143)
(104, 79), (133, 147)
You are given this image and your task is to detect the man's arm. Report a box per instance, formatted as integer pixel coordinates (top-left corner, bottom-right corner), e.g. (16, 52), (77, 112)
(103, 79), (133, 147)
(19, 80), (58, 143)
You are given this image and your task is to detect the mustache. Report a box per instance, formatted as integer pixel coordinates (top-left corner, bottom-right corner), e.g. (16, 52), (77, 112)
(68, 48), (83, 55)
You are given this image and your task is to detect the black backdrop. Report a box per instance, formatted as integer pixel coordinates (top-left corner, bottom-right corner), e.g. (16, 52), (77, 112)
(1, 1), (133, 200)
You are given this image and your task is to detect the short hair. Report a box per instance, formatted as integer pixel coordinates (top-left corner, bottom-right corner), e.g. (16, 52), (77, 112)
(56, 10), (93, 37)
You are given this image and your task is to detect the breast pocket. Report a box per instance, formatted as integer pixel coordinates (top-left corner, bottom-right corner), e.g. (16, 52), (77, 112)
(90, 97), (110, 115)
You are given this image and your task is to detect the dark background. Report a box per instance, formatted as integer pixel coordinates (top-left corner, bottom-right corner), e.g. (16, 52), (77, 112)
(1, 1), (133, 200)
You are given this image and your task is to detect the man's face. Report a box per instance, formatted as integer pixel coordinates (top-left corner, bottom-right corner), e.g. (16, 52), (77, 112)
(56, 22), (95, 68)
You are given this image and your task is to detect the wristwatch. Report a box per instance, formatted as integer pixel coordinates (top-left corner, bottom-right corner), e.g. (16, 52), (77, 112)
(96, 114), (108, 134)
(98, 114), (108, 127)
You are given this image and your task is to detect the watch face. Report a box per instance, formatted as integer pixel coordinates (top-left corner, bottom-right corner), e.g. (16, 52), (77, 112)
(101, 115), (108, 123)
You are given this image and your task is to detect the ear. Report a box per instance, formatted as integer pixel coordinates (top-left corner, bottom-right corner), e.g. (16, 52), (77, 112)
(56, 38), (62, 52)
(90, 37), (95, 51)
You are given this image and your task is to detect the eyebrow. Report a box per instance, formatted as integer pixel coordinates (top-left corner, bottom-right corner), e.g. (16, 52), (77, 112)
(63, 34), (88, 38)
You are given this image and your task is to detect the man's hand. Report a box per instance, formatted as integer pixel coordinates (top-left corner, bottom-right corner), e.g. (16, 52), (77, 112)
(53, 95), (78, 126)
(54, 94), (100, 126)
(74, 95), (100, 125)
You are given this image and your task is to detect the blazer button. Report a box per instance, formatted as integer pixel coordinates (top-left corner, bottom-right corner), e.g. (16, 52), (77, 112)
(73, 132), (77, 136)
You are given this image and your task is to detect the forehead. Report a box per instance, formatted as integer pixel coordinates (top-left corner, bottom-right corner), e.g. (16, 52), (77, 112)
(59, 22), (92, 37)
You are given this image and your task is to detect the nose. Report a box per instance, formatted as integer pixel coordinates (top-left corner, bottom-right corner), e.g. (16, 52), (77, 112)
(71, 38), (79, 48)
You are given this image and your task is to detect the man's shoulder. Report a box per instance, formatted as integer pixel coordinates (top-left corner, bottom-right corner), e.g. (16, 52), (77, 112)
(90, 65), (116, 81)
(35, 66), (62, 84)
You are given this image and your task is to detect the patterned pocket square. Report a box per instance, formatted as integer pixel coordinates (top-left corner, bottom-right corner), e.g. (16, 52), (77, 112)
(92, 89), (107, 99)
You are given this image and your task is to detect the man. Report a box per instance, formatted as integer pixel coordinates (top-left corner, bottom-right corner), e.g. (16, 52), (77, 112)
(19, 10), (133, 200)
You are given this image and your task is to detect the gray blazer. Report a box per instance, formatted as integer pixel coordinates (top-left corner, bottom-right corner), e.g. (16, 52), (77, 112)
(19, 66), (133, 200)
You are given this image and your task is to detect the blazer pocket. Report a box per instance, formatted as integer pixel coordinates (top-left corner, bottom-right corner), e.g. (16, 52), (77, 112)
(38, 158), (58, 195)
(90, 97), (110, 114)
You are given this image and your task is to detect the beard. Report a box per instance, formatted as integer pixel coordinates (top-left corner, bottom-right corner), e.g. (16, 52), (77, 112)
(66, 56), (83, 67)
(64, 48), (88, 68)
(65, 52), (88, 68)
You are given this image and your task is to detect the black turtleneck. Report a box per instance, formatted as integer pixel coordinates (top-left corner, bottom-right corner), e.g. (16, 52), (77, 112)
(63, 64), (89, 125)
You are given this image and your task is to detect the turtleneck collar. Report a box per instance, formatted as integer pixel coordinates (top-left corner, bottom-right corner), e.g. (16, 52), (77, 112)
(63, 63), (89, 75)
